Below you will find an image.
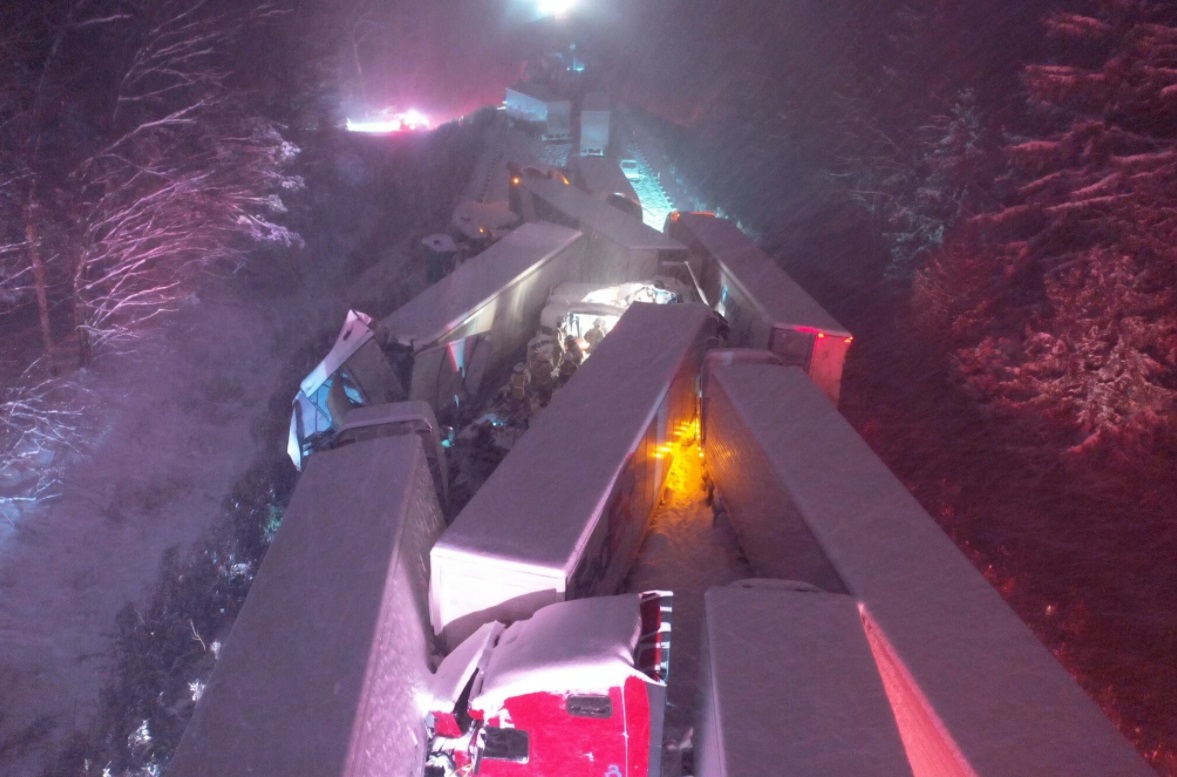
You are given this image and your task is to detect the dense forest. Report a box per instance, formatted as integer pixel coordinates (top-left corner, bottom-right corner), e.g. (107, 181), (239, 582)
(0, 0), (1173, 774)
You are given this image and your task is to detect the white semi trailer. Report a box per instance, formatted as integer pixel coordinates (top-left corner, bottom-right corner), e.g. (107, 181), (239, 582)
(505, 82), (572, 141)
(430, 302), (718, 651)
(579, 91), (610, 156)
(169, 436), (447, 777)
(695, 580), (914, 777)
(700, 360), (1156, 777)
(288, 222), (586, 467)
(666, 211), (852, 405)
(172, 434), (674, 777)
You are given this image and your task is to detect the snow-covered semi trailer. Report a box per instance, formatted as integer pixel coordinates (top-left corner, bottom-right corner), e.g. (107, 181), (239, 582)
(505, 82), (572, 141)
(289, 222), (586, 467)
(169, 435), (447, 777)
(380, 221), (585, 415)
(566, 154), (641, 224)
(695, 580), (913, 777)
(172, 436), (673, 776)
(579, 91), (610, 156)
(665, 211), (852, 405)
(700, 361), (1156, 777)
(430, 302), (718, 651)
(516, 175), (687, 285)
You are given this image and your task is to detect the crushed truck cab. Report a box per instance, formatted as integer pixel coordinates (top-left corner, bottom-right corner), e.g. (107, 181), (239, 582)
(425, 592), (672, 777)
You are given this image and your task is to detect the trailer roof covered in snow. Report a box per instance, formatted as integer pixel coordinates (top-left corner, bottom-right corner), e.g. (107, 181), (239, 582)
(506, 80), (566, 105)
(169, 436), (445, 777)
(568, 156), (639, 203)
(698, 583), (913, 777)
(673, 212), (849, 336)
(704, 363), (1154, 777)
(523, 176), (683, 252)
(471, 594), (646, 712)
(381, 221), (582, 347)
(436, 302), (713, 573)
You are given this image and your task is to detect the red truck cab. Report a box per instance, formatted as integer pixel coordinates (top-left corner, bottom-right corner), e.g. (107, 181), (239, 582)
(426, 592), (672, 777)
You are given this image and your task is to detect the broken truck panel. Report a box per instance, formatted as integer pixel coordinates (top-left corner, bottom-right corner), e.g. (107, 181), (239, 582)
(289, 224), (586, 468)
(427, 592), (672, 777)
(288, 310), (407, 468)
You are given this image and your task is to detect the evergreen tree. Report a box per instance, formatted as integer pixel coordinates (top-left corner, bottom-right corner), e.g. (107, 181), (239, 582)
(916, 0), (1177, 455)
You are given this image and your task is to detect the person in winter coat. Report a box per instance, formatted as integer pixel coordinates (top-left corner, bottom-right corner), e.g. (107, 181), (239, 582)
(584, 318), (607, 352)
(509, 362), (529, 400)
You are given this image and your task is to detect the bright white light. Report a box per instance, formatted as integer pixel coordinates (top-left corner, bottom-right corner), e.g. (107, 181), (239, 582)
(537, 0), (575, 17)
(345, 109), (432, 134)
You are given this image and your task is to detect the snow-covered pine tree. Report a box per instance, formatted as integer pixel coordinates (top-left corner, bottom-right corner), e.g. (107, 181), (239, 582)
(884, 89), (993, 286)
(916, 0), (1177, 455)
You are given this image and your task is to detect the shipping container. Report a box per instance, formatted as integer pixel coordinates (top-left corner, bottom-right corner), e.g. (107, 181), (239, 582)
(430, 302), (717, 650)
(695, 580), (913, 777)
(665, 211), (852, 405)
(700, 361), (1156, 777)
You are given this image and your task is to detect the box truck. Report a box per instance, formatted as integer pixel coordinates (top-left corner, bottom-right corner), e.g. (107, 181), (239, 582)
(579, 91), (610, 156)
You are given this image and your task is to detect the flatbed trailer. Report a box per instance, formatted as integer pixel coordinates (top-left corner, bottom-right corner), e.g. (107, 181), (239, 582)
(430, 302), (717, 650)
(700, 361), (1155, 777)
(666, 212), (851, 405)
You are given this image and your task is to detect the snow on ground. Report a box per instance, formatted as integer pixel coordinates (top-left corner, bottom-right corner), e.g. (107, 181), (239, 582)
(614, 106), (697, 229)
(624, 441), (751, 777)
(0, 275), (316, 775)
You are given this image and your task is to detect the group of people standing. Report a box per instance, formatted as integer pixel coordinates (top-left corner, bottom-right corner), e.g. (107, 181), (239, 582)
(509, 317), (608, 413)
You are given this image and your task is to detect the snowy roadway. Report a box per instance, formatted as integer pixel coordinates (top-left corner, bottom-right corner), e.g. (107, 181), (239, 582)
(613, 105), (703, 230)
(624, 440), (751, 777)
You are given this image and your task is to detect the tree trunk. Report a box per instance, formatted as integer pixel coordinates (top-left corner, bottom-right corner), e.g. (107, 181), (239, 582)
(24, 186), (57, 375)
(72, 293), (91, 368)
(69, 240), (91, 368)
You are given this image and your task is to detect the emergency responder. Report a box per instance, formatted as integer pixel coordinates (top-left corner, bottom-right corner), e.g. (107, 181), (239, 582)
(558, 335), (581, 386)
(527, 339), (556, 407)
(584, 318), (607, 352)
(508, 363), (529, 415)
(564, 334), (584, 366)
